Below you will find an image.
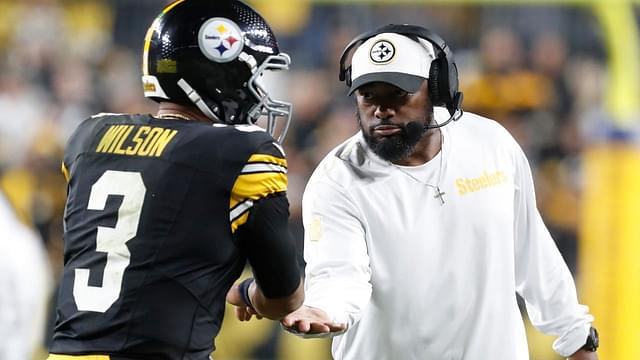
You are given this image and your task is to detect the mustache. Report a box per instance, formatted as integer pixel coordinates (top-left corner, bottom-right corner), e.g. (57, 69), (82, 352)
(369, 119), (405, 132)
(356, 110), (432, 135)
(368, 120), (426, 134)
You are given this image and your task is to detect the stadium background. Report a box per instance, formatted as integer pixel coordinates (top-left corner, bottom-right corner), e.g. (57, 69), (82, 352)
(0, 0), (638, 359)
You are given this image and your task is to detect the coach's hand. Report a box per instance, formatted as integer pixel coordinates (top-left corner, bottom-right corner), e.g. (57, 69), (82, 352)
(568, 349), (598, 360)
(281, 305), (346, 337)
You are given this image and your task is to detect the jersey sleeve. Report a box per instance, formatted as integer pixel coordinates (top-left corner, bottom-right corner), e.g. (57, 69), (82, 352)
(301, 176), (372, 328)
(231, 139), (301, 298)
(235, 194), (302, 298)
(61, 114), (112, 183)
(229, 140), (288, 233)
(511, 139), (593, 356)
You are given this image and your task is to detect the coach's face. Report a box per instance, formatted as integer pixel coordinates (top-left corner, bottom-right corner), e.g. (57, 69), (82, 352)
(355, 80), (433, 163)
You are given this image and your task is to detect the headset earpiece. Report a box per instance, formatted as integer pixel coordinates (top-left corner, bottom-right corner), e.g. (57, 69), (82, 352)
(428, 57), (442, 106)
(338, 24), (463, 117)
(345, 66), (352, 87)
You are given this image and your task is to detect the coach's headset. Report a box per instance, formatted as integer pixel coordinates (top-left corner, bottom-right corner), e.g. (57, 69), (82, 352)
(339, 24), (464, 128)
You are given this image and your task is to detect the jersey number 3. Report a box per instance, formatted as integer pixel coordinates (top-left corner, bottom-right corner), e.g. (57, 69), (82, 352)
(73, 170), (146, 313)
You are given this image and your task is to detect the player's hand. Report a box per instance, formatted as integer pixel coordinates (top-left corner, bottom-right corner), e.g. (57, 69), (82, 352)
(281, 305), (346, 337)
(226, 282), (263, 321)
(567, 349), (598, 360)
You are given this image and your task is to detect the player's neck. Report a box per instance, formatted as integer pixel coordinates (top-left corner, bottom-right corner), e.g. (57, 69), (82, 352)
(156, 102), (212, 122)
(392, 128), (442, 167)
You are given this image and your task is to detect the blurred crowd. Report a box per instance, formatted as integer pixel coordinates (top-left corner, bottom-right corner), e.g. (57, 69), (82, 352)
(0, 0), (607, 359)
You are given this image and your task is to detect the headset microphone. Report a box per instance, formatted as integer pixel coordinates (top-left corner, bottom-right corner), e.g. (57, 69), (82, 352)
(425, 96), (464, 130)
(417, 90), (464, 131)
(339, 24), (465, 127)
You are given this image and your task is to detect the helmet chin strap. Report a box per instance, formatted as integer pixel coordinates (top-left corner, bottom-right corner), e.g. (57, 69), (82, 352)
(177, 79), (220, 122)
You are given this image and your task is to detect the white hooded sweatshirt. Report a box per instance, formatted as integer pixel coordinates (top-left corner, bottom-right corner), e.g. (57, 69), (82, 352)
(302, 108), (593, 360)
(0, 191), (51, 360)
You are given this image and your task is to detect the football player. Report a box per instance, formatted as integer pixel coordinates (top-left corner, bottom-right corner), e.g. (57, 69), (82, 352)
(48, 1), (305, 359)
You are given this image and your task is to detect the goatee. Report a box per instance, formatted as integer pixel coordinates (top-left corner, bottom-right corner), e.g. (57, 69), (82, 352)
(360, 115), (429, 162)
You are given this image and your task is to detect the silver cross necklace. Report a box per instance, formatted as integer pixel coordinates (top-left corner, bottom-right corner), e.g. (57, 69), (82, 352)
(392, 130), (446, 205)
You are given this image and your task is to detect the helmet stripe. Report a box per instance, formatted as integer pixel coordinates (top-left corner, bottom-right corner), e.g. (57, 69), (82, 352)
(142, 23), (156, 75)
(162, 0), (186, 14)
(142, 0), (187, 75)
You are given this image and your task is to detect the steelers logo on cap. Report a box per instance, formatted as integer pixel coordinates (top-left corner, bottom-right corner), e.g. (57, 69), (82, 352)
(198, 17), (244, 63)
(369, 40), (395, 64)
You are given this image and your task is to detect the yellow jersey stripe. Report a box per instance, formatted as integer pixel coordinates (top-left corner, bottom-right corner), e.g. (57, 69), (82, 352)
(230, 209), (251, 233)
(230, 172), (287, 209)
(48, 355), (110, 360)
(246, 154), (287, 168)
(61, 162), (70, 183)
(229, 172), (287, 233)
(228, 153), (288, 233)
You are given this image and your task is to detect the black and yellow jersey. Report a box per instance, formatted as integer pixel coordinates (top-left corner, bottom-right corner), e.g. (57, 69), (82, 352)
(50, 114), (301, 359)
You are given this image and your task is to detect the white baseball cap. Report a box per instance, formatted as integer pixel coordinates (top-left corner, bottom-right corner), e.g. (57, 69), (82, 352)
(349, 32), (436, 95)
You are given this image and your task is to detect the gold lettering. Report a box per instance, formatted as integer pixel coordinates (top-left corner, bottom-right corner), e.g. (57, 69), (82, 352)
(126, 126), (151, 155)
(107, 125), (130, 153)
(480, 172), (489, 188)
(138, 128), (164, 156)
(143, 82), (156, 93)
(113, 126), (134, 155)
(95, 125), (178, 157)
(456, 178), (468, 195)
(471, 178), (481, 191)
(149, 129), (178, 156)
(464, 179), (472, 192)
(97, 125), (123, 153)
(456, 170), (507, 196)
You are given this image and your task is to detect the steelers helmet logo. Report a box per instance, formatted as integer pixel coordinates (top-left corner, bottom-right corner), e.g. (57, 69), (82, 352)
(198, 17), (244, 63)
(369, 40), (395, 64)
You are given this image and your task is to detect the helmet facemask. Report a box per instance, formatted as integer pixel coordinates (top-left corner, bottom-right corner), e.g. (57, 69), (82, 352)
(244, 53), (293, 144)
(174, 52), (292, 144)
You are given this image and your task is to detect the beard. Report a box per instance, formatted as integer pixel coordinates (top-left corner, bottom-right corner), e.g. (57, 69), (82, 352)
(358, 111), (432, 162)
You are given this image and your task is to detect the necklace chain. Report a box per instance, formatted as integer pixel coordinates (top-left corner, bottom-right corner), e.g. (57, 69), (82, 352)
(156, 113), (192, 121)
(393, 131), (446, 205)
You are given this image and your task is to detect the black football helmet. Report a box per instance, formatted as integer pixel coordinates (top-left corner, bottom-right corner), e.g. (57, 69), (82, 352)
(142, 0), (292, 142)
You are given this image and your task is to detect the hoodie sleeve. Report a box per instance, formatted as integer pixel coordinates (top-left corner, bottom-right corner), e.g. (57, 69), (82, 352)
(511, 141), (594, 357)
(301, 176), (372, 328)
